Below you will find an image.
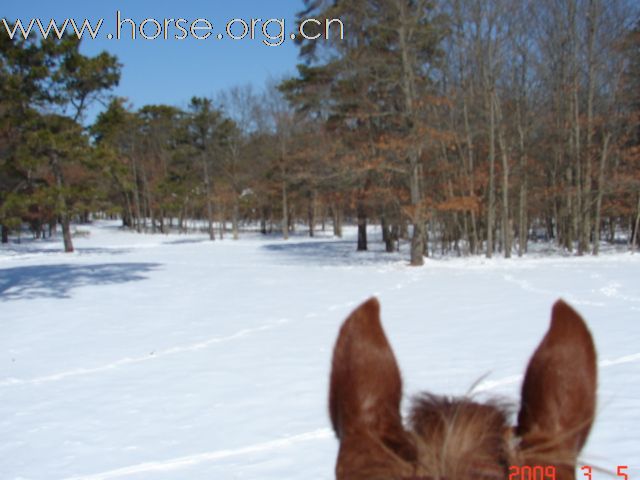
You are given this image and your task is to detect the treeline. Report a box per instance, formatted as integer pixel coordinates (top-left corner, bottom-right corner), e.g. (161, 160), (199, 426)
(1, 0), (639, 263)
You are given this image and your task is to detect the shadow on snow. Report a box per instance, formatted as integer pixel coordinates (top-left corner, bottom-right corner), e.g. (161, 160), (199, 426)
(0, 239), (131, 257)
(0, 262), (161, 301)
(162, 238), (209, 245)
(262, 240), (405, 266)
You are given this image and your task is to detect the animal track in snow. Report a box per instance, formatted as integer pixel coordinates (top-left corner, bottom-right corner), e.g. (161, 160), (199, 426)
(474, 351), (640, 393)
(0, 319), (290, 388)
(63, 428), (332, 479)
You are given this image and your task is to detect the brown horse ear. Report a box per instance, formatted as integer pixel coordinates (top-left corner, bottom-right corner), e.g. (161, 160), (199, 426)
(329, 298), (415, 462)
(516, 300), (597, 471)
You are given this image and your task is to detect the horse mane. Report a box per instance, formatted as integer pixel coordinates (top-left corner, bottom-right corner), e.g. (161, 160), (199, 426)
(409, 394), (513, 479)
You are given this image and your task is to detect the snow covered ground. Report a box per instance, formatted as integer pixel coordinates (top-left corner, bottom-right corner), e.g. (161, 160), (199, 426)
(1, 221), (638, 479)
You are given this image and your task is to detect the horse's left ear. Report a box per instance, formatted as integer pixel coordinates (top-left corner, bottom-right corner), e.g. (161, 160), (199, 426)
(329, 298), (416, 466)
(516, 300), (597, 475)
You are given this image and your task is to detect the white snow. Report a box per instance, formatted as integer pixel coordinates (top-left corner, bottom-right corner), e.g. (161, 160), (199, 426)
(1, 221), (638, 479)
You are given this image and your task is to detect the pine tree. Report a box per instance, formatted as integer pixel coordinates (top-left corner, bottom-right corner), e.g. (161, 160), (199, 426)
(284, 0), (446, 262)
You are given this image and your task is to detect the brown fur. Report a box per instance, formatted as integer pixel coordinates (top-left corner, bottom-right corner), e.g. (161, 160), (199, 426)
(329, 298), (597, 480)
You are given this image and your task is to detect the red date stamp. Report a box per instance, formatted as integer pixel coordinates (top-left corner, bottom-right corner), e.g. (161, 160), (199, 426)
(509, 465), (557, 480)
(508, 465), (631, 480)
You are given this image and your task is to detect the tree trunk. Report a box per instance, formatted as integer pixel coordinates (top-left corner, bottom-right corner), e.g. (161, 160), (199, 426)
(630, 194), (640, 252)
(260, 206), (268, 235)
(570, 0), (584, 255)
(141, 165), (150, 232)
(396, 0), (424, 266)
(592, 134), (610, 255)
(517, 118), (528, 256)
(122, 190), (133, 229)
(607, 218), (615, 244)
(409, 160), (425, 266)
(281, 179), (289, 240)
(1, 224), (8, 244)
(392, 224), (400, 252)
(130, 157), (142, 233)
(381, 215), (395, 253)
(308, 191), (316, 237)
(202, 158), (215, 241)
(565, 167), (575, 252)
(408, 171), (425, 264)
(462, 100), (479, 255)
(61, 215), (74, 253)
(50, 153), (74, 253)
(486, 90), (496, 259)
(218, 205), (225, 240)
(288, 205), (295, 233)
(582, 0), (598, 254)
(357, 203), (367, 251)
(332, 203), (343, 238)
(494, 93), (511, 258)
(232, 197), (240, 240)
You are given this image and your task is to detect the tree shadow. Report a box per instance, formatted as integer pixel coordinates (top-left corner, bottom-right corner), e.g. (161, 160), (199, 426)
(163, 238), (208, 245)
(262, 240), (405, 266)
(1, 239), (130, 257)
(0, 263), (161, 301)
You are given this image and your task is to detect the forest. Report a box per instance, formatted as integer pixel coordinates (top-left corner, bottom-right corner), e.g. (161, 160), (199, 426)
(1, 0), (639, 266)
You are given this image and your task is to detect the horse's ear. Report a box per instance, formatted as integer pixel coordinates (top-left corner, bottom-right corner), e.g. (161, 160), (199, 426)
(516, 300), (597, 472)
(329, 298), (415, 461)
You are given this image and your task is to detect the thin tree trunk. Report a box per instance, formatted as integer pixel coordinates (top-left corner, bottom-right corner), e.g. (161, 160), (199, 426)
(582, 0), (598, 254)
(308, 191), (316, 237)
(570, 0), (584, 255)
(515, 63), (528, 257)
(1, 224), (9, 244)
(202, 158), (215, 241)
(565, 167), (574, 252)
(218, 205), (225, 240)
(486, 90), (496, 259)
(141, 165), (151, 232)
(281, 178), (289, 240)
(592, 133), (610, 255)
(459, 99), (480, 255)
(517, 125), (528, 257)
(631, 194), (640, 252)
(131, 156), (142, 233)
(494, 93), (511, 258)
(446, 176), (463, 255)
(456, 9), (479, 255)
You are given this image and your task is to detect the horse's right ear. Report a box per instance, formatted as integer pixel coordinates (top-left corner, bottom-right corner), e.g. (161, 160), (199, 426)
(516, 300), (597, 476)
(329, 298), (416, 468)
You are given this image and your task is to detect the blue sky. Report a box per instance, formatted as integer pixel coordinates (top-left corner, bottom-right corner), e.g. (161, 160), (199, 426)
(3, 1), (306, 121)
